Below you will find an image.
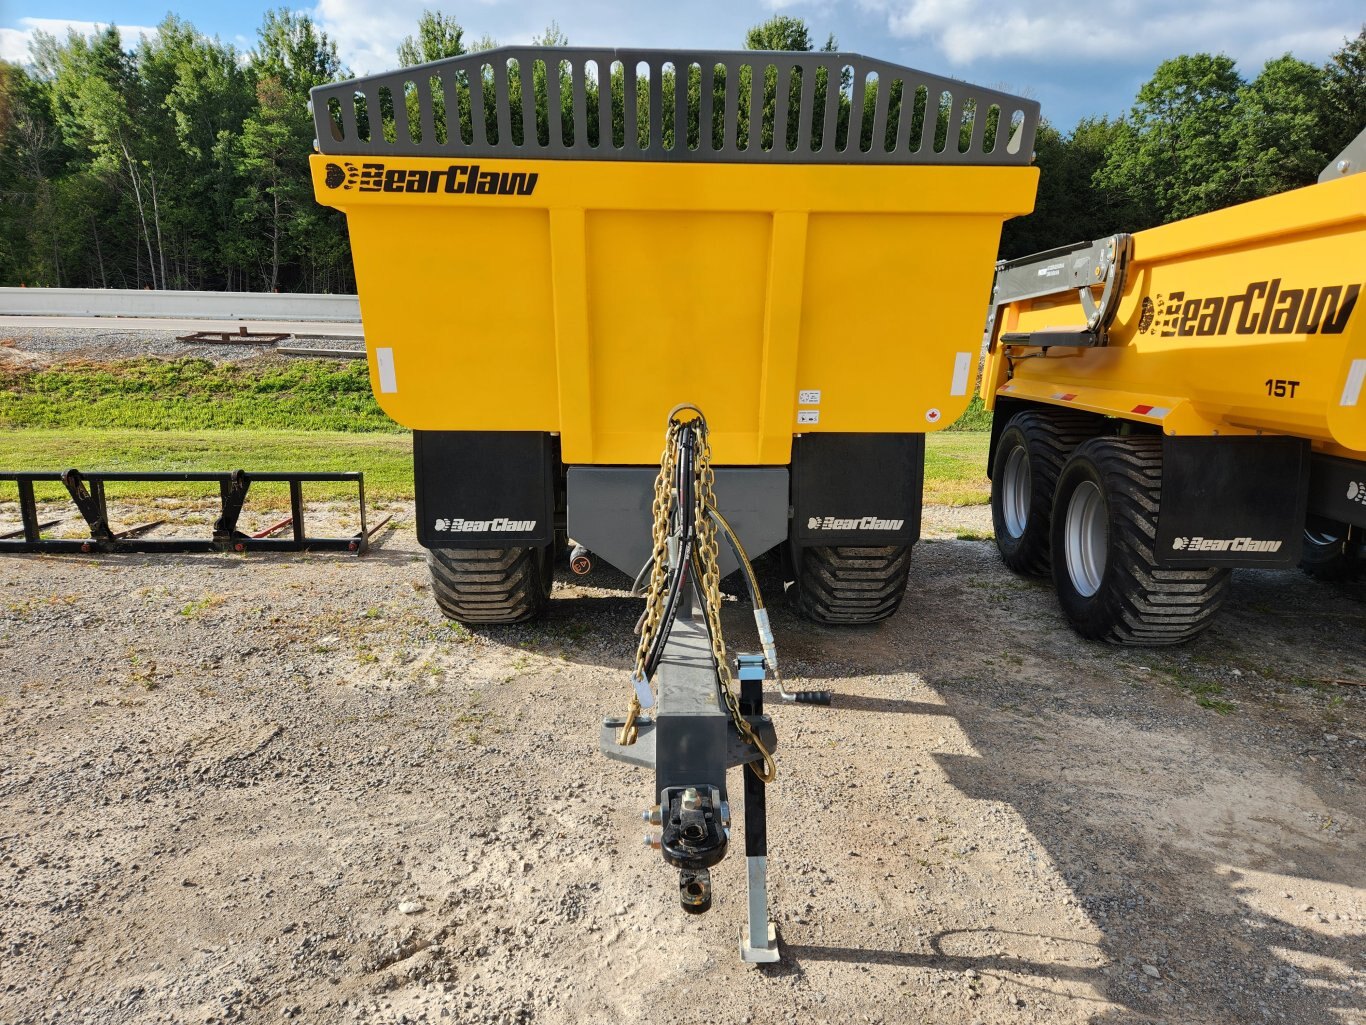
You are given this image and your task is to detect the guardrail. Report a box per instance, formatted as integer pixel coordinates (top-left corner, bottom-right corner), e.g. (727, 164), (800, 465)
(0, 287), (360, 323)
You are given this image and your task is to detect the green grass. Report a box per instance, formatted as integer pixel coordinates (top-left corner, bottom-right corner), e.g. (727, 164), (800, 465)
(0, 357), (992, 506)
(924, 431), (990, 506)
(0, 357), (398, 433)
(1, 427), (990, 506)
(946, 394), (992, 432)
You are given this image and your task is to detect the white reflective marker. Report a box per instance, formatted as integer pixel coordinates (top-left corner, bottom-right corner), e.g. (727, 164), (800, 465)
(950, 351), (972, 396)
(376, 347), (398, 394)
(1341, 359), (1366, 407)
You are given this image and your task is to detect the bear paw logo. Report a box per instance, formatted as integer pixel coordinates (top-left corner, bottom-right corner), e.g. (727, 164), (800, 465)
(1349, 480), (1362, 502)
(324, 161), (359, 190)
(1138, 296), (1155, 333)
(434, 518), (451, 532)
(807, 517), (821, 529)
(1171, 536), (1188, 550)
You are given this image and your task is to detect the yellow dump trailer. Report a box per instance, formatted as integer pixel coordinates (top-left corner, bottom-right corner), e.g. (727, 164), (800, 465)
(980, 127), (1366, 644)
(312, 47), (1040, 623)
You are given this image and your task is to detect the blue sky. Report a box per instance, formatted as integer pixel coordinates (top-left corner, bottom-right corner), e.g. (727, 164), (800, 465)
(1, 1), (1361, 129)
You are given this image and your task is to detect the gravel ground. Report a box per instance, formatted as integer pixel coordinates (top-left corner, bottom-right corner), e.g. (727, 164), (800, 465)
(1, 531), (1362, 1025)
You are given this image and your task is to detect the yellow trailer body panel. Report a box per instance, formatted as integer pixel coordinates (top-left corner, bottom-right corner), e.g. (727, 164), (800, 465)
(315, 157), (1037, 464)
(982, 173), (1366, 455)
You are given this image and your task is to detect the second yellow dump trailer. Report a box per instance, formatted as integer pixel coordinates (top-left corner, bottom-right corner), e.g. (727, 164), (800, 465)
(980, 126), (1366, 644)
(311, 47), (1040, 624)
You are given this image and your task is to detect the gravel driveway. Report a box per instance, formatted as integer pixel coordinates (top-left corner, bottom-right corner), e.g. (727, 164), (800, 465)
(0, 525), (1362, 1025)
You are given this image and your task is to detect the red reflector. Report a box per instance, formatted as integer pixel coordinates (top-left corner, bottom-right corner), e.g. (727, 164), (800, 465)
(1132, 404), (1154, 415)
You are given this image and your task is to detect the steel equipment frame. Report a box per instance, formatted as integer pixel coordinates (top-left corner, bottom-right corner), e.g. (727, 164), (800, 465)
(0, 469), (389, 555)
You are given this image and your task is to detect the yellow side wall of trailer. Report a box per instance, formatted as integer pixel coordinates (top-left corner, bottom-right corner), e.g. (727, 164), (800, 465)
(313, 155), (1038, 465)
(981, 173), (1366, 458)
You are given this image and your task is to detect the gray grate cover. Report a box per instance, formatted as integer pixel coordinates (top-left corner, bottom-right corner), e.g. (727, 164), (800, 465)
(311, 47), (1039, 166)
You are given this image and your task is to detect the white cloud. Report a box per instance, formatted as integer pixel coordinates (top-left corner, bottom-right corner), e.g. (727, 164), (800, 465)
(0, 29), (30, 63)
(310, 0), (424, 75)
(859, 0), (1358, 68)
(0, 17), (159, 64)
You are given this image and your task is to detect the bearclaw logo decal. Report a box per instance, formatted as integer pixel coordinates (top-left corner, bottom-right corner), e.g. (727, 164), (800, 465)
(435, 517), (537, 532)
(807, 516), (905, 531)
(1142, 279), (1359, 337)
(324, 161), (360, 190)
(324, 161), (538, 196)
(1172, 536), (1283, 553)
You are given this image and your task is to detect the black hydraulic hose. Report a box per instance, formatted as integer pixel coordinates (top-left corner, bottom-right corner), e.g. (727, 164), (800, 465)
(642, 424), (699, 682)
(629, 555), (653, 597)
(644, 539), (693, 680)
(676, 426), (695, 539)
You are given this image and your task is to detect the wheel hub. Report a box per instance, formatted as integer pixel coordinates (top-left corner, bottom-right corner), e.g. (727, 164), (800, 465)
(1065, 481), (1107, 597)
(1001, 446), (1031, 538)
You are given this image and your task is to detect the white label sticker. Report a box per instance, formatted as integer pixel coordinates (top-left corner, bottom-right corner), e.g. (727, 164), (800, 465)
(797, 410), (820, 425)
(1341, 359), (1366, 407)
(376, 347), (398, 394)
(798, 389), (822, 405)
(950, 351), (972, 396)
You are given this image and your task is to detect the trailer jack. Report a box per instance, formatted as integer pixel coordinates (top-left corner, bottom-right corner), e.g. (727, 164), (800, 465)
(603, 618), (780, 962)
(600, 408), (789, 964)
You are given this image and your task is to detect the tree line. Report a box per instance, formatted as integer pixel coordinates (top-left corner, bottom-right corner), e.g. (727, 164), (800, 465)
(1001, 33), (1365, 258)
(0, 12), (1362, 291)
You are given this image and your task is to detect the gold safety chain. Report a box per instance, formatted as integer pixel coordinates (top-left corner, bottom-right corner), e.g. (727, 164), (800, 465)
(617, 418), (680, 745)
(618, 409), (776, 784)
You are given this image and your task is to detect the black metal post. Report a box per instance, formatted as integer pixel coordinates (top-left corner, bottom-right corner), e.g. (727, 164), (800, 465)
(739, 674), (767, 861)
(289, 479), (305, 543)
(18, 479), (38, 543)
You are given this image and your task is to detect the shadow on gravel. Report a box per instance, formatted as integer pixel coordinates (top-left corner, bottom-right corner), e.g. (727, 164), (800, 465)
(506, 553), (925, 681)
(810, 693), (957, 715)
(912, 556), (1365, 1024)
(936, 742), (1365, 1023)
(782, 933), (1103, 990)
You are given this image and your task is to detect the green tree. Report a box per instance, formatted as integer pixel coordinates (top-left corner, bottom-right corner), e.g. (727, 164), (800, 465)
(1000, 116), (1130, 258)
(36, 25), (168, 287)
(137, 15), (255, 287)
(395, 11), (475, 146)
(741, 16), (843, 152)
(1323, 26), (1366, 154)
(0, 62), (63, 284)
(237, 10), (351, 292)
(397, 10), (467, 66)
(1231, 54), (1333, 199)
(1097, 53), (1245, 226)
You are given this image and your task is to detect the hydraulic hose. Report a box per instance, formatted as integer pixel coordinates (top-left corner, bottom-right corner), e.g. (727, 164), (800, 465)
(707, 507), (832, 706)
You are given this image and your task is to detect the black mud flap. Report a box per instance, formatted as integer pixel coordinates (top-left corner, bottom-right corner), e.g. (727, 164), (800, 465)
(414, 431), (556, 549)
(790, 433), (924, 547)
(1155, 435), (1309, 568)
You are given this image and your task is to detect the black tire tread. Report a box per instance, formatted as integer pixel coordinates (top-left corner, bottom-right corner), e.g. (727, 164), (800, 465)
(992, 408), (1104, 577)
(1054, 436), (1231, 646)
(426, 546), (551, 624)
(794, 545), (912, 624)
(1300, 531), (1363, 582)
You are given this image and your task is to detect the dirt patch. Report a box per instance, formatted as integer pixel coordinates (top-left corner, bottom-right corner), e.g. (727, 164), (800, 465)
(0, 531), (1362, 1024)
(0, 344), (54, 370)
